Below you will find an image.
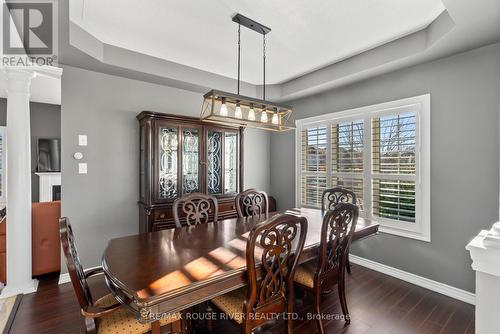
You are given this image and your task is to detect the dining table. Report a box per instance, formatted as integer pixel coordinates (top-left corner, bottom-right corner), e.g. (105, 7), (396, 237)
(102, 207), (379, 331)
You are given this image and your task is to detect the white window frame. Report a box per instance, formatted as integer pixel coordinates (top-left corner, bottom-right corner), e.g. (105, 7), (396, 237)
(295, 94), (431, 242)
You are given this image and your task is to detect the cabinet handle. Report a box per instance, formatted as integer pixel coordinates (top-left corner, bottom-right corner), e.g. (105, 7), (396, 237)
(160, 213), (166, 219)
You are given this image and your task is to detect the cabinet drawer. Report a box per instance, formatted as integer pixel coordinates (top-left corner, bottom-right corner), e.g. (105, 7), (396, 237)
(154, 208), (173, 221)
(219, 200), (237, 213)
(218, 199), (237, 219)
(153, 221), (177, 231)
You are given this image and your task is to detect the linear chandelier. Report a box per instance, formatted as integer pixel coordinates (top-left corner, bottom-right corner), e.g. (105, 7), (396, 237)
(200, 13), (295, 132)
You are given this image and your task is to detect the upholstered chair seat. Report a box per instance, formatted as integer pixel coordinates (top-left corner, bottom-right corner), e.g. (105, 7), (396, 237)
(211, 288), (247, 324)
(294, 260), (318, 288)
(94, 294), (180, 334)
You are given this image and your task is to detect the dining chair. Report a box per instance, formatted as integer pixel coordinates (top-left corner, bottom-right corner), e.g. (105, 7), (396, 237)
(294, 203), (359, 334)
(321, 187), (357, 274)
(321, 187), (357, 213)
(210, 213), (308, 334)
(59, 217), (182, 334)
(172, 192), (218, 228)
(235, 188), (269, 220)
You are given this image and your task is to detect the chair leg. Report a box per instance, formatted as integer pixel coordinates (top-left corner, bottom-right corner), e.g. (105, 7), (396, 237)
(346, 249), (352, 275)
(151, 320), (160, 334)
(206, 304), (213, 334)
(286, 291), (295, 334)
(181, 310), (190, 334)
(171, 319), (182, 334)
(84, 317), (97, 334)
(338, 268), (350, 324)
(314, 287), (325, 334)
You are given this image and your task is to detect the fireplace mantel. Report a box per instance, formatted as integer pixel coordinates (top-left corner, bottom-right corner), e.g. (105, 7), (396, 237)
(35, 172), (61, 202)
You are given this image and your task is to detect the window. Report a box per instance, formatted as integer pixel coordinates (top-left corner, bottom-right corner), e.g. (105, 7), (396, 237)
(296, 95), (430, 241)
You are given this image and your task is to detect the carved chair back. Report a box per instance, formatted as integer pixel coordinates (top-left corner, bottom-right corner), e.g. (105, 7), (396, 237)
(173, 193), (218, 228)
(244, 214), (307, 332)
(321, 187), (357, 213)
(60, 217), (93, 309)
(316, 203), (359, 282)
(236, 188), (269, 220)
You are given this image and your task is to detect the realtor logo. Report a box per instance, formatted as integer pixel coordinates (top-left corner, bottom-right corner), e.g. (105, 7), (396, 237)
(2, 0), (58, 66)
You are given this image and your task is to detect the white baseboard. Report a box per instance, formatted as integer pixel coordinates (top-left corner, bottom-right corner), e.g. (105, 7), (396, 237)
(349, 255), (476, 305)
(58, 272), (71, 285)
(0, 279), (39, 298)
(58, 266), (101, 285)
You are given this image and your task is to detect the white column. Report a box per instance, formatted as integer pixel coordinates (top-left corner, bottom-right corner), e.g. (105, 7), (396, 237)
(466, 222), (500, 334)
(1, 69), (38, 297)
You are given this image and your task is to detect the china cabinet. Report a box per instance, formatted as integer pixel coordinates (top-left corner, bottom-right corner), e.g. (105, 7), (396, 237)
(137, 111), (244, 231)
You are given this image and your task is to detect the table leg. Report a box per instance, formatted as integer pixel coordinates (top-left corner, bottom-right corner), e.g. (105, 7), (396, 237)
(151, 320), (160, 334)
(172, 319), (182, 334)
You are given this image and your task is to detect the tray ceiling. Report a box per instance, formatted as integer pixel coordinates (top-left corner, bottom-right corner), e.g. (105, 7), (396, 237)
(70, 0), (445, 84)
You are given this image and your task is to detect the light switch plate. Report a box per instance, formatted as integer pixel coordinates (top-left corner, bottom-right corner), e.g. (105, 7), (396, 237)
(78, 135), (87, 146)
(78, 163), (87, 174)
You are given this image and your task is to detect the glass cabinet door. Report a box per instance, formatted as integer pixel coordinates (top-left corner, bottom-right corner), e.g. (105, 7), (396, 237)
(224, 132), (238, 194)
(158, 126), (178, 199)
(206, 128), (240, 195)
(207, 130), (223, 194)
(182, 128), (201, 194)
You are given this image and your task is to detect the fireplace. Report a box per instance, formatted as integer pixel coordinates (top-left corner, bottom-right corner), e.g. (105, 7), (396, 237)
(52, 185), (61, 201)
(35, 172), (61, 202)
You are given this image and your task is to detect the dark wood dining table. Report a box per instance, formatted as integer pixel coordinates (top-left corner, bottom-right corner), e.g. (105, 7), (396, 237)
(102, 207), (379, 327)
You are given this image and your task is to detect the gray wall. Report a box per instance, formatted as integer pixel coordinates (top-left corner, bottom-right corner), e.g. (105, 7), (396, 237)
(61, 65), (271, 269)
(271, 42), (500, 292)
(0, 98), (61, 202)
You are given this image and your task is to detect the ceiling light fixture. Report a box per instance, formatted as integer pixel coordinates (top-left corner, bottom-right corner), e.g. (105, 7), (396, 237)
(200, 13), (294, 132)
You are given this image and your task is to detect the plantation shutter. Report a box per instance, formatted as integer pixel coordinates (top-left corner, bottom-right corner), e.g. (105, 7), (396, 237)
(300, 126), (327, 207)
(331, 120), (364, 212)
(372, 112), (417, 223)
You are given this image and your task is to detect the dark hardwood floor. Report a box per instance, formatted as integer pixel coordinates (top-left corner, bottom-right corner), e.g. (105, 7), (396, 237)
(9, 264), (474, 334)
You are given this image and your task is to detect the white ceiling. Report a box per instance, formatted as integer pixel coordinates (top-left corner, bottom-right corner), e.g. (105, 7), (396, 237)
(70, 0), (445, 85)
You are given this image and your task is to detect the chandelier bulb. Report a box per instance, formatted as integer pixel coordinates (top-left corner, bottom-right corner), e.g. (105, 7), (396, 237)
(220, 98), (228, 116)
(235, 103), (242, 119)
(260, 110), (268, 123)
(248, 105), (255, 121)
(271, 112), (279, 125)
